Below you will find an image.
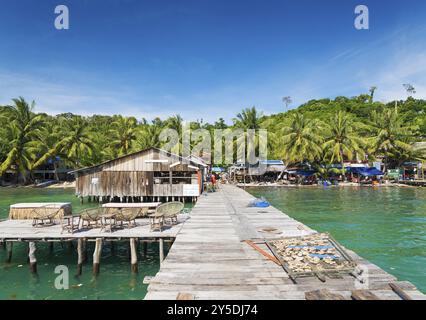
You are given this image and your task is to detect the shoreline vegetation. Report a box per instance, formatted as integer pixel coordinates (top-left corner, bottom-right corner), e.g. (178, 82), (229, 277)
(1, 91), (426, 186)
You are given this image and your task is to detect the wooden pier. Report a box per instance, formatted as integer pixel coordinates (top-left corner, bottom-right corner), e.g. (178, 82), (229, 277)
(0, 215), (188, 275)
(145, 184), (426, 300)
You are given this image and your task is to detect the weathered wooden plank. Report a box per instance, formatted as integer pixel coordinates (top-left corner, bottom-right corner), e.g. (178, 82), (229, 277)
(351, 290), (381, 300)
(305, 289), (346, 300)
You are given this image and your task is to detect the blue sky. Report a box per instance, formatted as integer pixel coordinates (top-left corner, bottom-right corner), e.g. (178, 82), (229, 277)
(0, 0), (426, 122)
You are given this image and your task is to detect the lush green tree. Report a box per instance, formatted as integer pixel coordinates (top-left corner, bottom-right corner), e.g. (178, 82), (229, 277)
(109, 116), (138, 156)
(369, 107), (419, 170)
(55, 117), (95, 168)
(322, 111), (366, 175)
(135, 122), (162, 150)
(280, 113), (323, 165)
(0, 98), (44, 183)
(233, 106), (263, 130)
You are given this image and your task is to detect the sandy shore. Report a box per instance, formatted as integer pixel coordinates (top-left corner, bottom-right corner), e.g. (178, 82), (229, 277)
(46, 181), (76, 189)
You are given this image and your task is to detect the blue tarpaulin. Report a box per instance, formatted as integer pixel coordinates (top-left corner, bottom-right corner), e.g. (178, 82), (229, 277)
(211, 167), (225, 172)
(259, 160), (285, 166)
(295, 170), (316, 177)
(347, 167), (384, 176)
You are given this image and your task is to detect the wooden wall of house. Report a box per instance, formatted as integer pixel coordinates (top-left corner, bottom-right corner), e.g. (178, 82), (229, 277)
(75, 148), (202, 198)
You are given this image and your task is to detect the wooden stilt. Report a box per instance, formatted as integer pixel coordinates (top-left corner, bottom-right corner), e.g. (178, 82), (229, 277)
(28, 242), (37, 273)
(130, 238), (138, 273)
(6, 241), (13, 263)
(93, 238), (102, 276)
(77, 238), (83, 276)
(110, 241), (115, 255)
(159, 239), (164, 264)
(142, 242), (147, 257)
(83, 239), (88, 263)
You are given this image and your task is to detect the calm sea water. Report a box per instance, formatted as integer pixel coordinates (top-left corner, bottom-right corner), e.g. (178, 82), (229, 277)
(1, 187), (425, 298)
(247, 186), (426, 293)
(0, 188), (165, 300)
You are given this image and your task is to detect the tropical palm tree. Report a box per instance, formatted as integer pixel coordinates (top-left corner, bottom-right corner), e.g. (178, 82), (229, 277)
(369, 107), (418, 171)
(322, 111), (366, 176)
(109, 116), (138, 156)
(29, 118), (62, 180)
(0, 98), (44, 183)
(233, 106), (263, 130)
(233, 107), (265, 164)
(280, 112), (323, 165)
(135, 123), (162, 150)
(54, 117), (95, 168)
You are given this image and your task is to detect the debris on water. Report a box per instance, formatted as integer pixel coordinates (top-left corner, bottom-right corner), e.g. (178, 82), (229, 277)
(17, 265), (23, 268)
(71, 283), (83, 288)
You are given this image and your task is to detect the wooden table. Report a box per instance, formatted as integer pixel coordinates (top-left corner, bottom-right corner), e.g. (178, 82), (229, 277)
(9, 203), (72, 220)
(102, 202), (161, 209)
(102, 202), (161, 215)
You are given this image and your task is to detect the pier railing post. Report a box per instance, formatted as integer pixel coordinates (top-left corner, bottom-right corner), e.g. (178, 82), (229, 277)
(28, 242), (37, 274)
(93, 238), (102, 276)
(130, 238), (138, 273)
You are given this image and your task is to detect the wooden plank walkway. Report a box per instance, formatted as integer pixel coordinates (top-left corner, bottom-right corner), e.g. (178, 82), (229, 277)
(145, 184), (426, 300)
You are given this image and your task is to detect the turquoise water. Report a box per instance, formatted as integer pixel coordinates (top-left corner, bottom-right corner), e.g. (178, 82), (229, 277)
(0, 188), (166, 300)
(247, 186), (426, 293)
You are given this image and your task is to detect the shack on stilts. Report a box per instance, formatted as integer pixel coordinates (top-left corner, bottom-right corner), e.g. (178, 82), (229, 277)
(71, 147), (207, 204)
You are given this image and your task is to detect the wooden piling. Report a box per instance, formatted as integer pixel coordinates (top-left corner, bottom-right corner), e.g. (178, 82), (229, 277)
(83, 238), (88, 263)
(93, 238), (102, 276)
(130, 238), (138, 273)
(142, 242), (147, 257)
(77, 238), (83, 276)
(28, 242), (37, 273)
(49, 242), (54, 253)
(110, 241), (115, 255)
(159, 239), (164, 264)
(6, 241), (13, 263)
